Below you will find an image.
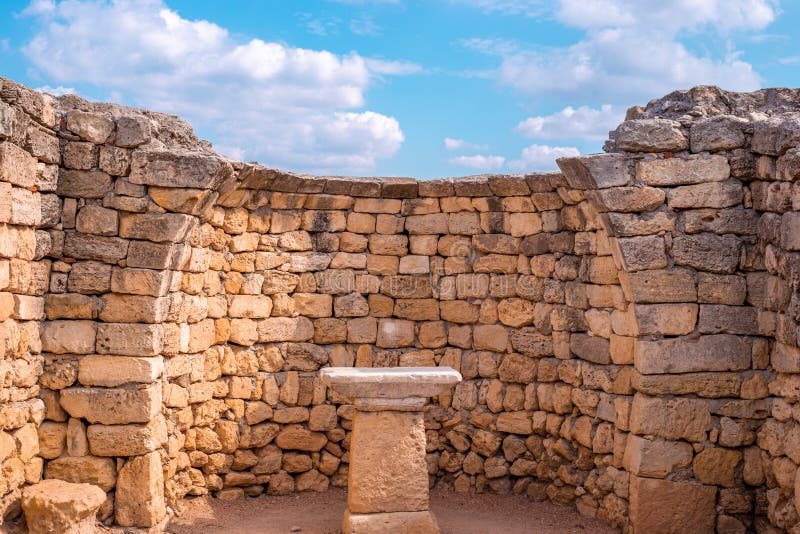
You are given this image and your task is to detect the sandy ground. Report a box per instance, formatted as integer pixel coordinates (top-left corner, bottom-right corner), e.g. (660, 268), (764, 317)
(168, 488), (618, 534)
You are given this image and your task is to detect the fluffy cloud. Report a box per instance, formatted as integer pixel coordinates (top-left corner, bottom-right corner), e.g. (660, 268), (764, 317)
(516, 104), (622, 141)
(449, 154), (506, 170)
(509, 144), (579, 171)
(463, 0), (775, 104)
(22, 0), (414, 173)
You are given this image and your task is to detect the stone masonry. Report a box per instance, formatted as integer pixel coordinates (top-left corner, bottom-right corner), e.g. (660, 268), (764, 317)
(0, 76), (798, 533)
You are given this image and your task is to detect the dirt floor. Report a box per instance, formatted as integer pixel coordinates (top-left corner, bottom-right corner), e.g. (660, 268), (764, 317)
(168, 488), (618, 534)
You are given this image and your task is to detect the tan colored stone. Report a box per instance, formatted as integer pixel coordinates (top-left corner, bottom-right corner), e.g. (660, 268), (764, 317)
(693, 448), (742, 487)
(274, 425), (327, 452)
(22, 479), (106, 534)
(115, 452), (166, 527)
(629, 394), (710, 442)
(343, 510), (439, 534)
(59, 385), (161, 425)
(629, 476), (716, 534)
(377, 319), (415, 348)
(87, 418), (167, 457)
(349, 410), (428, 514)
(45, 456), (117, 491)
(623, 435), (693, 478)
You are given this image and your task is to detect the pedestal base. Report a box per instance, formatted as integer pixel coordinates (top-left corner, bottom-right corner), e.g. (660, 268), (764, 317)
(343, 510), (440, 534)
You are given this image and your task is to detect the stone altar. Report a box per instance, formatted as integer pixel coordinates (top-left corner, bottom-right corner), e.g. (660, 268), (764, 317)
(320, 367), (462, 533)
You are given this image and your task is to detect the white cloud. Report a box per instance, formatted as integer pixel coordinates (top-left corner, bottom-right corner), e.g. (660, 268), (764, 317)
(450, 0), (546, 17)
(516, 104), (623, 141)
(443, 137), (487, 151)
(35, 85), (75, 96)
(449, 154), (506, 170)
(461, 0), (776, 104)
(509, 144), (579, 171)
(365, 58), (422, 75)
(22, 0), (414, 174)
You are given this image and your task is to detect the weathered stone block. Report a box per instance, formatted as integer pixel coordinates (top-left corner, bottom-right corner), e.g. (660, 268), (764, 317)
(41, 320), (96, 354)
(96, 323), (162, 356)
(78, 356), (163, 387)
(633, 303), (698, 335)
(629, 476), (716, 534)
(672, 233), (741, 274)
(615, 119), (688, 152)
(0, 141), (37, 188)
(623, 435), (693, 478)
(21, 479), (106, 534)
(59, 385), (161, 425)
(635, 334), (751, 374)
(636, 154), (729, 186)
(349, 410), (428, 513)
(44, 456), (117, 491)
(58, 170), (112, 199)
(629, 394), (710, 442)
(87, 418), (167, 456)
(129, 149), (232, 189)
(115, 452), (166, 527)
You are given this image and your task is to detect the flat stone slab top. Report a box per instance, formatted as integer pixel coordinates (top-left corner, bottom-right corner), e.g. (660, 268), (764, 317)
(319, 367), (462, 400)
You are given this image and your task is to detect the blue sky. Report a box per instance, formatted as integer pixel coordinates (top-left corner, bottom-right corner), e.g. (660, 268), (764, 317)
(0, 0), (796, 178)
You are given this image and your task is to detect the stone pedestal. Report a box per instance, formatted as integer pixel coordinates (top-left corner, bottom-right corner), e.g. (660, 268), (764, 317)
(22, 479), (106, 534)
(320, 367), (462, 534)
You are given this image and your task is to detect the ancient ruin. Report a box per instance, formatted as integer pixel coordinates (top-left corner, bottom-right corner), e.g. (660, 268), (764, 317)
(0, 75), (798, 532)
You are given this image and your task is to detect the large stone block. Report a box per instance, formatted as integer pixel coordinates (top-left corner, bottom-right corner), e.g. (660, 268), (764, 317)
(119, 212), (196, 243)
(110, 267), (175, 297)
(65, 110), (114, 143)
(63, 233), (128, 263)
(667, 180), (743, 209)
(623, 435), (693, 478)
(258, 317), (314, 342)
(41, 320), (96, 354)
(78, 356), (163, 387)
(59, 385), (161, 425)
(129, 149), (232, 189)
(636, 154), (729, 185)
(349, 410), (428, 514)
(629, 394), (711, 442)
(87, 418), (167, 456)
(621, 268), (696, 303)
(96, 323), (162, 356)
(0, 141), (37, 188)
(629, 476), (716, 534)
(672, 233), (742, 274)
(614, 119), (688, 152)
(21, 479), (106, 534)
(57, 169), (113, 199)
(99, 294), (169, 323)
(632, 303), (698, 335)
(115, 452), (166, 527)
(44, 456), (117, 491)
(635, 334), (751, 374)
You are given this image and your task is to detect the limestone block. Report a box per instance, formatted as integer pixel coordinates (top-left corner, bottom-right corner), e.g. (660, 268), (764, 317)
(129, 149), (232, 189)
(110, 267), (174, 297)
(0, 141), (37, 188)
(227, 295), (273, 319)
(44, 456), (117, 491)
(632, 303), (698, 335)
(347, 317), (377, 344)
(348, 410), (428, 513)
(621, 268), (696, 303)
(629, 476), (716, 534)
(76, 205), (118, 237)
(126, 241), (189, 270)
(65, 110), (114, 143)
(689, 115), (747, 152)
(697, 304), (758, 335)
(376, 319), (415, 348)
(636, 154), (729, 185)
(87, 418), (167, 457)
(614, 235), (666, 271)
(496, 412), (532, 434)
(473, 325), (508, 352)
(622, 435), (693, 478)
(119, 212), (196, 243)
(696, 273), (746, 305)
(672, 233), (742, 274)
(343, 510), (439, 534)
(99, 294), (169, 323)
(96, 323), (162, 356)
(78, 356), (163, 387)
(635, 334), (751, 374)
(115, 452), (166, 527)
(22, 479), (106, 534)
(393, 299), (438, 321)
(782, 212), (800, 250)
(41, 320), (96, 354)
(274, 424), (326, 451)
(38, 421), (66, 459)
(693, 447), (742, 487)
(116, 115), (151, 147)
(614, 119), (688, 152)
(58, 170), (113, 199)
(629, 394), (710, 442)
(63, 233), (128, 263)
(59, 385), (161, 425)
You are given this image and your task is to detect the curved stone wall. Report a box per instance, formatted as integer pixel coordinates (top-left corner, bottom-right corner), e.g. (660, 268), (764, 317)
(0, 77), (798, 533)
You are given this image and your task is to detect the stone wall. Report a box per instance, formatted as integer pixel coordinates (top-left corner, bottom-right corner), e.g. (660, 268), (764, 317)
(0, 77), (799, 533)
